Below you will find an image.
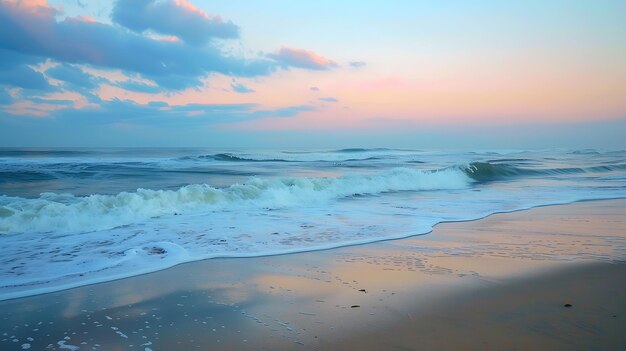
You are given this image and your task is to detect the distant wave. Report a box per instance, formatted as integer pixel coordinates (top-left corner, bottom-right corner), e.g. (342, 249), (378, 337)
(181, 152), (389, 163)
(461, 161), (626, 182)
(0, 162), (159, 182)
(567, 149), (601, 155)
(283, 148), (413, 154)
(329, 147), (417, 154)
(333, 148), (399, 153)
(0, 149), (91, 158)
(0, 170), (57, 183)
(213, 153), (291, 162)
(179, 153), (291, 162)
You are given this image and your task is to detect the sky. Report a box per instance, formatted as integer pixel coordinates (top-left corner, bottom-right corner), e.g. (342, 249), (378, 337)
(0, 0), (625, 149)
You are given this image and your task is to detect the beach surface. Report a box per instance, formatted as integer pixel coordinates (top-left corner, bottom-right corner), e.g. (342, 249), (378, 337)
(1, 199), (625, 350)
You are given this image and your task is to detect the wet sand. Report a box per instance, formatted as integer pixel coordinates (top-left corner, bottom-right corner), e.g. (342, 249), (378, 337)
(1, 199), (625, 350)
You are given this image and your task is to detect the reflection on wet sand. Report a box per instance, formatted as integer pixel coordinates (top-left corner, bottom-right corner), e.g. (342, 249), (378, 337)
(1, 200), (625, 350)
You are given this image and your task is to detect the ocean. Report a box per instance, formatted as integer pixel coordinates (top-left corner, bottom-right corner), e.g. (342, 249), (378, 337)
(1, 147), (625, 300)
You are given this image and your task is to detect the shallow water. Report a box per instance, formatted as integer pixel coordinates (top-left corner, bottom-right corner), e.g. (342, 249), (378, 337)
(1, 200), (625, 351)
(1, 147), (625, 299)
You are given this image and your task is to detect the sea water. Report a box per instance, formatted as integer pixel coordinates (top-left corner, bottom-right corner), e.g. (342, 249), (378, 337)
(1, 147), (625, 299)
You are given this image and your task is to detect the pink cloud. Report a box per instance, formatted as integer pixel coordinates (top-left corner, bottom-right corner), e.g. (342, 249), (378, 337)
(269, 47), (338, 71)
(74, 16), (97, 23)
(3, 100), (68, 117)
(5, 0), (54, 11)
(173, 0), (208, 18)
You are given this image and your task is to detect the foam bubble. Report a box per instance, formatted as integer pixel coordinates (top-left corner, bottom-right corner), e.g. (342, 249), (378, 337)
(57, 340), (79, 350)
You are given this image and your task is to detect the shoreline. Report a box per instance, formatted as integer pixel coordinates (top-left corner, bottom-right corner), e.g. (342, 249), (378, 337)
(1, 199), (625, 350)
(2, 196), (625, 302)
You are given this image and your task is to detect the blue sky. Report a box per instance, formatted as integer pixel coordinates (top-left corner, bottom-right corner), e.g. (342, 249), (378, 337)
(0, 0), (625, 148)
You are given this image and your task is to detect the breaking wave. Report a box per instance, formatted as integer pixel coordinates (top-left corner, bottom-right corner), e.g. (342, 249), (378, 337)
(0, 167), (471, 235)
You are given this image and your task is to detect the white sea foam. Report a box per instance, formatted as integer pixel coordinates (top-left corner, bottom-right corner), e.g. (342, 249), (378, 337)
(0, 167), (470, 235)
(1, 149), (626, 301)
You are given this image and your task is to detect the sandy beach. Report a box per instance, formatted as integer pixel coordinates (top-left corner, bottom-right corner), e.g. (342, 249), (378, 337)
(1, 199), (625, 350)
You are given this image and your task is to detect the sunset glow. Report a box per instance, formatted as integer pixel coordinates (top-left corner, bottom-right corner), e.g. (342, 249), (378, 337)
(1, 0), (625, 147)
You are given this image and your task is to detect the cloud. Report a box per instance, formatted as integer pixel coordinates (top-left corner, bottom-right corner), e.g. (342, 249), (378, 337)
(0, 0), (337, 95)
(0, 48), (52, 91)
(252, 105), (316, 118)
(112, 0), (239, 47)
(349, 61), (366, 68)
(0, 0), (275, 91)
(0, 49), (43, 70)
(0, 65), (52, 91)
(30, 97), (74, 106)
(231, 82), (255, 93)
(318, 97), (338, 103)
(0, 81), (314, 123)
(268, 47), (338, 71)
(149, 74), (205, 90)
(0, 0), (337, 127)
(46, 64), (101, 89)
(0, 97), (317, 146)
(116, 80), (162, 94)
(98, 99), (258, 122)
(310, 86), (320, 92)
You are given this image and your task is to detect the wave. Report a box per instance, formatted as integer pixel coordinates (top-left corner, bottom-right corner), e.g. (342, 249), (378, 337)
(179, 153), (291, 162)
(4, 158), (625, 234)
(461, 162), (626, 182)
(567, 149), (601, 155)
(181, 152), (388, 163)
(0, 167), (471, 235)
(0, 149), (92, 158)
(212, 153), (290, 162)
(0, 170), (57, 183)
(332, 148), (404, 153)
(461, 162), (538, 181)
